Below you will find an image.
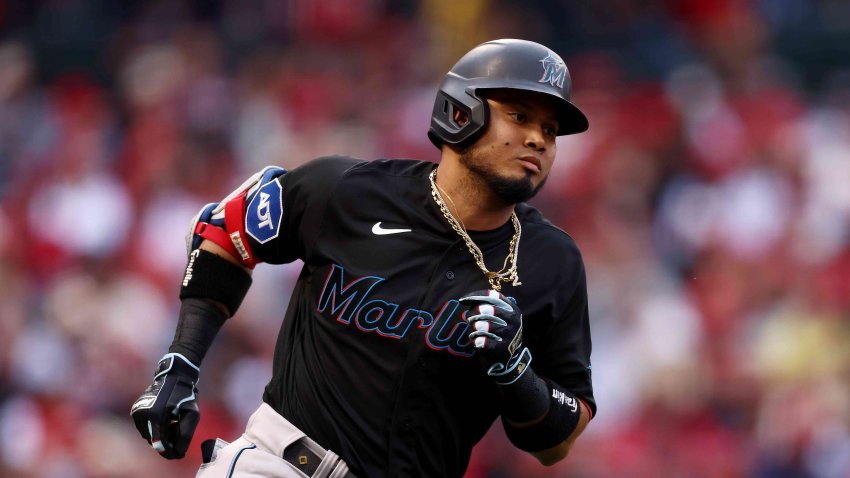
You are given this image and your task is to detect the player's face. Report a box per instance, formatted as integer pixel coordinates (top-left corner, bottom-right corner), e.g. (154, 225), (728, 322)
(460, 89), (559, 204)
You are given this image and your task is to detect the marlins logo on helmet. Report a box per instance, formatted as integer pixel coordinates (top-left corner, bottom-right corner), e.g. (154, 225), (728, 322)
(539, 52), (567, 89)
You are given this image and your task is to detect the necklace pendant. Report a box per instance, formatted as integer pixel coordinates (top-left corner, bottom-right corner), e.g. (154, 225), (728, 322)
(486, 273), (500, 291)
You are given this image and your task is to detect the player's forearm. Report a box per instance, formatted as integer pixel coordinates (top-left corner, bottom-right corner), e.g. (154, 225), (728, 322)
(497, 370), (588, 465)
(169, 240), (254, 365)
(168, 298), (227, 365)
(193, 241), (252, 317)
(183, 240), (253, 314)
(525, 400), (590, 465)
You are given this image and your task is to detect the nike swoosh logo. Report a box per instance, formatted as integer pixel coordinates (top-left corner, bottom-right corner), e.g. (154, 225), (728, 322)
(372, 222), (412, 235)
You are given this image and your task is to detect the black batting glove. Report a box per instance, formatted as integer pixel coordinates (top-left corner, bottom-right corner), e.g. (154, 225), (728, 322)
(460, 290), (532, 385)
(130, 353), (201, 459)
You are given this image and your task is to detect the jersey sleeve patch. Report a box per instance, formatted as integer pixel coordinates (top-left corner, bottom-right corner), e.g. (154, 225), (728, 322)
(246, 178), (284, 244)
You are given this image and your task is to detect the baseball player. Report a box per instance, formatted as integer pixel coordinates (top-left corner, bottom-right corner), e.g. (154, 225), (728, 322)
(131, 39), (595, 478)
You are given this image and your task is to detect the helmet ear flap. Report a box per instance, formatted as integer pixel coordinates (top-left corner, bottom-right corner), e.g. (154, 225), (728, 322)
(428, 80), (489, 149)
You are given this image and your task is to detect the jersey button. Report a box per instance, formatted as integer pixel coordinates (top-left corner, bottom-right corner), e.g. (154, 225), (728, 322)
(445, 271), (455, 280)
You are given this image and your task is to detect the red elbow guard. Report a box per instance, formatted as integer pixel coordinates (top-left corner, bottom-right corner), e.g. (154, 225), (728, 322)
(188, 166), (287, 269)
(193, 190), (258, 269)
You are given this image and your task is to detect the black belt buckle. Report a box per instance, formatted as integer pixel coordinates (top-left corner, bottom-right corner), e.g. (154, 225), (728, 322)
(283, 440), (323, 476)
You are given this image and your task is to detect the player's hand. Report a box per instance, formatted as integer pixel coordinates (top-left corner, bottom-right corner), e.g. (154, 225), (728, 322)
(460, 290), (532, 385)
(130, 353), (201, 459)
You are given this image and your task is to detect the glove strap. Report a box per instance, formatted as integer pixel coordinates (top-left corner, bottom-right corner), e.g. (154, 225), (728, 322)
(156, 352), (201, 381)
(487, 346), (532, 385)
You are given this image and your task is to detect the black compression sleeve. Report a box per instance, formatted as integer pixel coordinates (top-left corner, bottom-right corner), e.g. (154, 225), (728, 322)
(502, 377), (583, 452)
(171, 249), (252, 365)
(497, 368), (550, 423)
(168, 298), (227, 366)
(179, 249), (252, 316)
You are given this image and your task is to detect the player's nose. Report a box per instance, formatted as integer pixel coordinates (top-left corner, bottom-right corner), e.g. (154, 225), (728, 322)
(523, 128), (547, 152)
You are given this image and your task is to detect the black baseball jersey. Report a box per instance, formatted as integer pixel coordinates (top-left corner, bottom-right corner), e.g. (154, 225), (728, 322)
(243, 156), (595, 478)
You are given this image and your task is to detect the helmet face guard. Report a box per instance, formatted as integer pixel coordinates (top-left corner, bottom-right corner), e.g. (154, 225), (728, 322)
(428, 39), (588, 149)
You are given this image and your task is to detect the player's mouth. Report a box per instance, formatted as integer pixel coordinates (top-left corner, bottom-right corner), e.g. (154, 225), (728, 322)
(516, 155), (542, 174)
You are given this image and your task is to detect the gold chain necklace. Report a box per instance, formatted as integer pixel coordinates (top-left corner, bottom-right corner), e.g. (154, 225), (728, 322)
(429, 169), (521, 291)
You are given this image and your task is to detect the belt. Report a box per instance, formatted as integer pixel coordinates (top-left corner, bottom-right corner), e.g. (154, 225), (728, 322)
(282, 433), (357, 478)
(245, 402), (357, 478)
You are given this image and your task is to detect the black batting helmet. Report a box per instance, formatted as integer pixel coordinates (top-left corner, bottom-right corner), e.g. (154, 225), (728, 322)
(427, 39), (588, 149)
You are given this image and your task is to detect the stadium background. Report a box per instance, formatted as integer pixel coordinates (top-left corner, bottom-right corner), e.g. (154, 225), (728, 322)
(1, 0), (850, 476)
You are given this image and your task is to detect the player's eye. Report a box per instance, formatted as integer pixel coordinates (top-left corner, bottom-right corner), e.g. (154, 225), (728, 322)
(509, 112), (527, 123)
(543, 124), (558, 137)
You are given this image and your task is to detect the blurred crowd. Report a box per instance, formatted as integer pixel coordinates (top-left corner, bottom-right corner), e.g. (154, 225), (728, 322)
(1, 1), (850, 477)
